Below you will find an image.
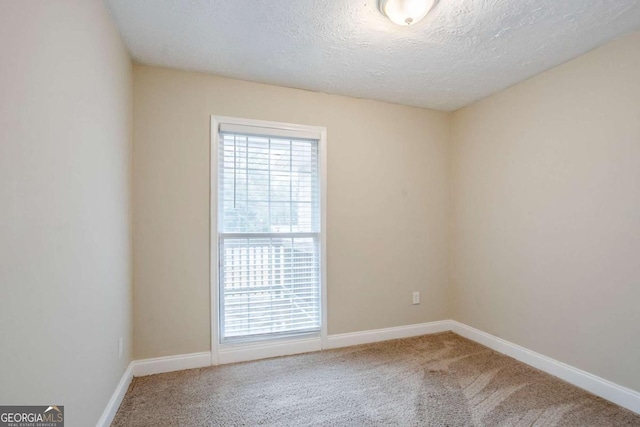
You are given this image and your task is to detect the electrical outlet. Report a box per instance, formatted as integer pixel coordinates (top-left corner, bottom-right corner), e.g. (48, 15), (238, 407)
(118, 337), (124, 359)
(412, 291), (420, 305)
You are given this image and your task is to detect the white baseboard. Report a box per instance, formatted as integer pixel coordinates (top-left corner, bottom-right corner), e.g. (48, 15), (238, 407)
(450, 320), (640, 415)
(100, 320), (640, 425)
(128, 322), (450, 378)
(326, 320), (451, 349)
(95, 362), (133, 427)
(217, 336), (322, 365)
(132, 351), (211, 377)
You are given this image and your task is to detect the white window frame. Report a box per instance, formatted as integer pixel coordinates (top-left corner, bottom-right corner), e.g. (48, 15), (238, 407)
(210, 116), (327, 364)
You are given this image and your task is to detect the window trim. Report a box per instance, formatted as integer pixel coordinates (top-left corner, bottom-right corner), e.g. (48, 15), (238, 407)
(210, 116), (327, 364)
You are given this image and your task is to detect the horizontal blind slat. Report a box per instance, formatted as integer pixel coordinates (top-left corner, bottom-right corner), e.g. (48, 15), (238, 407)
(220, 124), (321, 140)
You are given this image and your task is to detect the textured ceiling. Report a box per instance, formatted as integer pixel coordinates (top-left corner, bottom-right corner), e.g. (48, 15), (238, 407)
(106, 0), (640, 111)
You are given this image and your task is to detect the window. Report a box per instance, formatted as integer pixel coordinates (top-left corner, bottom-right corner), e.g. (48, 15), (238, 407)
(214, 118), (325, 343)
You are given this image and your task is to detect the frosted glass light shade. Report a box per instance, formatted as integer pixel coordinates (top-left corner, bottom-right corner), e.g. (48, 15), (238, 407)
(379, 0), (436, 26)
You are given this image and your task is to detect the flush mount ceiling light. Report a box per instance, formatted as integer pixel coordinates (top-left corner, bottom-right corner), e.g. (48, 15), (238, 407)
(379, 0), (436, 26)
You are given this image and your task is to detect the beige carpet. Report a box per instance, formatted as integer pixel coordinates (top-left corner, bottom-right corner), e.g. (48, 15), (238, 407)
(112, 332), (640, 426)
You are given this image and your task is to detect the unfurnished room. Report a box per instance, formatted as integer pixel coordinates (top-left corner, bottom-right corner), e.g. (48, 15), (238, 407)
(1, 0), (640, 426)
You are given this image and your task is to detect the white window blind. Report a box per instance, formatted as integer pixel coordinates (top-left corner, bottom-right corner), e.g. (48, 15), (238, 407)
(218, 128), (321, 342)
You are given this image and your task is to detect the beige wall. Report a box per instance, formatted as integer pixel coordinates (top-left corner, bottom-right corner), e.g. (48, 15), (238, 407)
(2, 0), (638, 419)
(0, 1), (132, 425)
(451, 30), (640, 391)
(133, 65), (451, 359)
